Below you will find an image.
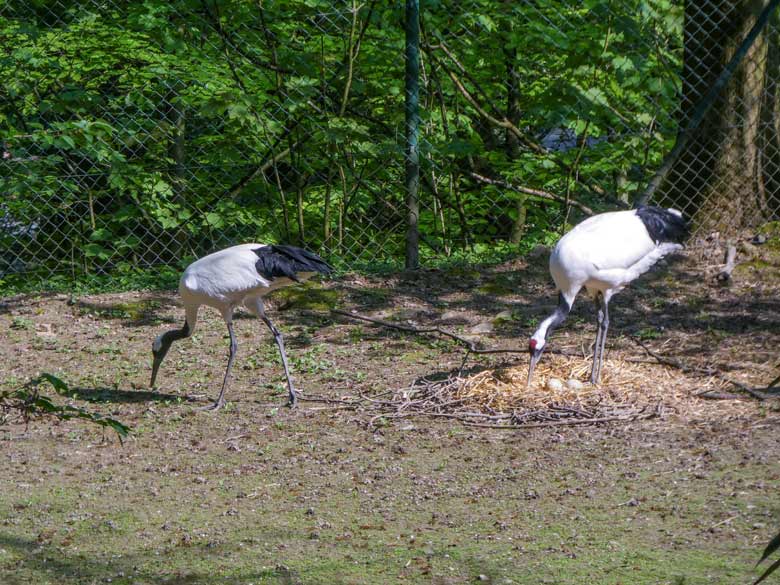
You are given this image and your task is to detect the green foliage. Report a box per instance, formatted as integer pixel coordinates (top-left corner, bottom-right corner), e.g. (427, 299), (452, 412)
(0, 373), (131, 442)
(755, 530), (780, 584)
(0, 1), (684, 284)
(0, 264), (180, 296)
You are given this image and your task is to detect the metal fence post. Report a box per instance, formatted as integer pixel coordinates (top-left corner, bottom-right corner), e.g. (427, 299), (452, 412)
(404, 0), (420, 269)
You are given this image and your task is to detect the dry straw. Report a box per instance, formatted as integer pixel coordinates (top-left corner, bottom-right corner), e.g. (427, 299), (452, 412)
(456, 353), (711, 412)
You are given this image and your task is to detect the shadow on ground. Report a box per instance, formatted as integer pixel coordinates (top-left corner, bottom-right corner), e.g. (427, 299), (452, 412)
(0, 532), (296, 585)
(68, 387), (202, 405)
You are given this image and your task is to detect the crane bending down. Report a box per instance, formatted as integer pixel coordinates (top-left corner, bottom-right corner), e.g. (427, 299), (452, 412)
(527, 206), (689, 387)
(150, 243), (332, 410)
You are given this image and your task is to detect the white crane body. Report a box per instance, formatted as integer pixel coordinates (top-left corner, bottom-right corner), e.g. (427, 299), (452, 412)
(550, 211), (682, 306)
(150, 243), (332, 409)
(528, 206), (688, 385)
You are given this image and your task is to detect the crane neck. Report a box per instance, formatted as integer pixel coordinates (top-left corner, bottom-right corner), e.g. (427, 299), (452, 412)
(165, 322), (190, 343)
(155, 321), (191, 353)
(535, 292), (571, 342)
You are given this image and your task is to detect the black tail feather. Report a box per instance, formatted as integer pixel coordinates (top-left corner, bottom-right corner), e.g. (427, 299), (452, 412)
(636, 206), (689, 244)
(253, 245), (333, 282)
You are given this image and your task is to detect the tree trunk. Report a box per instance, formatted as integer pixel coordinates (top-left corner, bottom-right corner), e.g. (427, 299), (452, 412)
(660, 0), (778, 234)
(167, 86), (188, 258)
(504, 27), (527, 245)
(760, 9), (780, 219)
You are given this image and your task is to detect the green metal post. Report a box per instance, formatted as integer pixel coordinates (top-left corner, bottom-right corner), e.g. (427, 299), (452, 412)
(404, 0), (420, 269)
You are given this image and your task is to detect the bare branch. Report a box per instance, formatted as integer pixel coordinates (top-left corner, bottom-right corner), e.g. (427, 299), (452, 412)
(468, 172), (594, 215)
(330, 309), (527, 356)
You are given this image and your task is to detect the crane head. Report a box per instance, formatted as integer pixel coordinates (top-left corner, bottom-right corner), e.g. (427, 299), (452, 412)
(149, 322), (191, 388)
(526, 337), (545, 388)
(150, 334), (170, 387)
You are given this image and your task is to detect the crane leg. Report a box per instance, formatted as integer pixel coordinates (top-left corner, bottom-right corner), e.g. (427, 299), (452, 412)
(594, 296), (610, 384)
(260, 313), (297, 407)
(206, 318), (237, 411)
(590, 294), (605, 384)
(244, 297), (297, 407)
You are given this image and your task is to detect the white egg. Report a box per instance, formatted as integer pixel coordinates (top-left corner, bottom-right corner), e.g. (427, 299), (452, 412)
(546, 378), (564, 392)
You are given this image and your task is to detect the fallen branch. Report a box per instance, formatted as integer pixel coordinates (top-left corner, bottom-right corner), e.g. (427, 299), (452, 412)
(630, 337), (771, 400)
(460, 408), (659, 430)
(696, 391), (744, 400)
(629, 337), (711, 375)
(330, 309), (527, 356)
(718, 378), (773, 401)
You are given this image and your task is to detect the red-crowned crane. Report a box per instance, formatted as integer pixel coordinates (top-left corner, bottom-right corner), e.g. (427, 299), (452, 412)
(150, 243), (332, 410)
(527, 206), (688, 387)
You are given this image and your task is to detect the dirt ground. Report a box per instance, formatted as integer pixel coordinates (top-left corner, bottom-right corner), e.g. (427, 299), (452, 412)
(1, 245), (779, 585)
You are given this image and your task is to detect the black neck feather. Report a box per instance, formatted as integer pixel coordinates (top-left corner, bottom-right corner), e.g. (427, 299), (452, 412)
(253, 245), (332, 282)
(160, 321), (190, 350)
(636, 206), (689, 244)
(546, 292), (571, 339)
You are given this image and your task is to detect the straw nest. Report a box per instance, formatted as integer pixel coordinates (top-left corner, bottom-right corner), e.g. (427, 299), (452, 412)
(348, 347), (752, 429)
(455, 353), (705, 413)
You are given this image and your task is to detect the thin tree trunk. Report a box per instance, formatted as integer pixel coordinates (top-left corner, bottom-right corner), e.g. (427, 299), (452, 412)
(296, 174), (306, 246)
(272, 161), (291, 242)
(405, 0), (420, 269)
(338, 164), (347, 252)
(761, 9), (780, 218)
(451, 173), (471, 250)
(168, 88), (187, 257)
(503, 28), (526, 244)
(323, 171), (334, 249)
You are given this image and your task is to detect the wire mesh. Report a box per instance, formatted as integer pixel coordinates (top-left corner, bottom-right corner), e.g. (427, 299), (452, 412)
(1, 1), (779, 282)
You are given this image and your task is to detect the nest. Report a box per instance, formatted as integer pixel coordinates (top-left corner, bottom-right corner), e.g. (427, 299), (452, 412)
(457, 353), (688, 412)
(313, 307), (758, 428)
(350, 353), (731, 429)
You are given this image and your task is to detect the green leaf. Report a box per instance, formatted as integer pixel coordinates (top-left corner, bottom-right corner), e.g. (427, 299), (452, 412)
(90, 228), (113, 241)
(152, 179), (172, 196)
(611, 55), (634, 73)
(755, 556), (780, 585)
(54, 135), (76, 150)
(37, 373), (69, 394)
(204, 212), (225, 228)
(757, 530), (780, 567)
(3, 374), (131, 442)
(84, 243), (111, 260)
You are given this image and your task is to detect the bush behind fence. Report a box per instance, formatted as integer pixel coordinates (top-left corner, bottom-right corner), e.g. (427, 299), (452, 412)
(2, 1), (779, 282)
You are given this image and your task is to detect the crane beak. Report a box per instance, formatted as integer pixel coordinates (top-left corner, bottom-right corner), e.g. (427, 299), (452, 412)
(527, 350), (541, 388)
(150, 344), (169, 388)
(150, 356), (162, 388)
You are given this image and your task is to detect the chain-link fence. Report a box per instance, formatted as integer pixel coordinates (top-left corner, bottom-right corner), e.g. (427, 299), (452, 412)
(2, 1), (779, 282)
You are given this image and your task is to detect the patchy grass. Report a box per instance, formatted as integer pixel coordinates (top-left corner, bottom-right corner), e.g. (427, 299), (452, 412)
(1, 252), (779, 584)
